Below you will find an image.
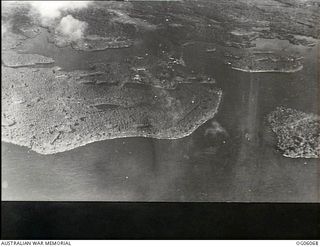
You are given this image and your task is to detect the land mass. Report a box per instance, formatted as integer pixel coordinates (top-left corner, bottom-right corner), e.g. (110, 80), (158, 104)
(1, 0), (319, 155)
(268, 107), (320, 159)
(2, 63), (221, 154)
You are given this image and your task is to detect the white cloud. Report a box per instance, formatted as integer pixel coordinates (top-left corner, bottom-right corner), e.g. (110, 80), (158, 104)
(56, 15), (88, 42)
(28, 1), (91, 24)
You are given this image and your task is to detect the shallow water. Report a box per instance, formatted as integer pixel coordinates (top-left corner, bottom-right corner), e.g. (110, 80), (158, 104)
(2, 2), (319, 201)
(18, 28), (155, 72)
(2, 36), (319, 201)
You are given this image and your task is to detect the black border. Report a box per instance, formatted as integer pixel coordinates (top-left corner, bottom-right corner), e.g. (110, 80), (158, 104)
(1, 202), (319, 239)
(1, 0), (320, 241)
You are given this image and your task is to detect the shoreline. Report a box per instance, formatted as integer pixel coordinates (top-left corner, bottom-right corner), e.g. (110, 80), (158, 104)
(230, 65), (304, 73)
(1, 107), (220, 155)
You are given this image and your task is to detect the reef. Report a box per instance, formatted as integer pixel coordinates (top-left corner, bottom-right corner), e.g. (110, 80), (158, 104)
(50, 33), (134, 51)
(268, 107), (320, 159)
(227, 53), (304, 73)
(71, 35), (134, 51)
(2, 51), (55, 68)
(1, 0), (319, 155)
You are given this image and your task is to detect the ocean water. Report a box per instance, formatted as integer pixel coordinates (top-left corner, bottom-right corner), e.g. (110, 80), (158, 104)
(2, 24), (319, 201)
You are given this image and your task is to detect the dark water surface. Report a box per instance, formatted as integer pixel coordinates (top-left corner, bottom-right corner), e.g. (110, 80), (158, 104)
(2, 30), (319, 201)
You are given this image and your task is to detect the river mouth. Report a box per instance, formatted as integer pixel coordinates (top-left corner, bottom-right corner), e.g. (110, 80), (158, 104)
(2, 0), (319, 202)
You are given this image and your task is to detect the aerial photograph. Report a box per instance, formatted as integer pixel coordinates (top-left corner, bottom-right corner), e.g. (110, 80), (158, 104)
(1, 0), (319, 201)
